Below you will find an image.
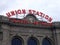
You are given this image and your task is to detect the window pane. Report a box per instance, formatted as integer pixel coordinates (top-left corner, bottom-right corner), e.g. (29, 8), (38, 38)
(28, 37), (37, 45)
(12, 37), (22, 45)
(0, 32), (3, 40)
(42, 38), (51, 45)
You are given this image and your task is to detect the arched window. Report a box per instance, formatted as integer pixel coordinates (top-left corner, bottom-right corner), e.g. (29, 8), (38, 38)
(42, 38), (52, 45)
(11, 36), (23, 45)
(28, 37), (38, 45)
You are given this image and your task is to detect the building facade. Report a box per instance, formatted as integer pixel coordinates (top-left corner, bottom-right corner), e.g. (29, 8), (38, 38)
(0, 14), (60, 45)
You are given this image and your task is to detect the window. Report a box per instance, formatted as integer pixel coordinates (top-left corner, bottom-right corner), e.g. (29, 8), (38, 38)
(0, 32), (3, 40)
(28, 37), (38, 45)
(42, 38), (52, 45)
(11, 36), (23, 45)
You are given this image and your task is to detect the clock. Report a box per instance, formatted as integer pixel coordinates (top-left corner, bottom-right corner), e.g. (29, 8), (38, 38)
(26, 16), (36, 23)
(28, 17), (34, 23)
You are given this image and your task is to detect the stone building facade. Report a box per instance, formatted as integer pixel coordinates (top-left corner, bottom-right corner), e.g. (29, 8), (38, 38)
(0, 14), (60, 45)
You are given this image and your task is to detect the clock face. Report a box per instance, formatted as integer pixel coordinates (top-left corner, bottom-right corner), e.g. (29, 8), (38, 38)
(28, 17), (34, 23)
(26, 16), (35, 23)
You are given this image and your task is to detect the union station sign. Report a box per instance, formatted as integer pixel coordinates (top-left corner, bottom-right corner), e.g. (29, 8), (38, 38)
(6, 9), (53, 26)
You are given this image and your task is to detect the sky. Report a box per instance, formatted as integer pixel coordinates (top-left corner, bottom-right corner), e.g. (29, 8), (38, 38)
(0, 0), (60, 22)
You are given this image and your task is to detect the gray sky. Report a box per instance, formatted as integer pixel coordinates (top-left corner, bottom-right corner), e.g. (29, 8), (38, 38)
(0, 0), (60, 22)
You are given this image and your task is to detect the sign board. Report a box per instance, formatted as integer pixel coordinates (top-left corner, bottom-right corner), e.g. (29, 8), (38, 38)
(6, 9), (53, 26)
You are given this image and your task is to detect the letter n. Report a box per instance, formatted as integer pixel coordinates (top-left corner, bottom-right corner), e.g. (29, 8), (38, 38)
(6, 12), (11, 18)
